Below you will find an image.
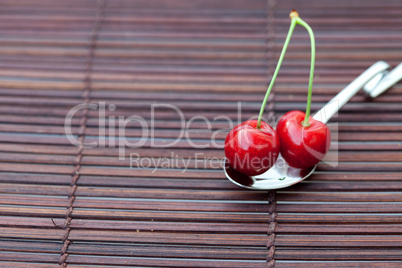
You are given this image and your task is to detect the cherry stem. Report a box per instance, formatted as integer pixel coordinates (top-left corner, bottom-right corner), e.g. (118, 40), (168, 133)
(295, 17), (315, 127)
(256, 10), (315, 129)
(256, 15), (297, 129)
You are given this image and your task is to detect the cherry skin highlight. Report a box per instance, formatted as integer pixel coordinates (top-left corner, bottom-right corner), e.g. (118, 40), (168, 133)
(276, 110), (331, 169)
(224, 120), (280, 176)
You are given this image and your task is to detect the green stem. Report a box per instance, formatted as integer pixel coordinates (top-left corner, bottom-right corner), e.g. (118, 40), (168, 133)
(295, 17), (315, 127)
(256, 18), (297, 129)
(256, 11), (316, 129)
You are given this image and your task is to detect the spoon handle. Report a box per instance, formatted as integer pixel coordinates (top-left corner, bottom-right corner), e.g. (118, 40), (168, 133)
(313, 61), (390, 124)
(367, 63), (402, 98)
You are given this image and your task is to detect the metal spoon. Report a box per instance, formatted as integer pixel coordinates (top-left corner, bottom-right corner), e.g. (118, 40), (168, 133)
(224, 61), (400, 190)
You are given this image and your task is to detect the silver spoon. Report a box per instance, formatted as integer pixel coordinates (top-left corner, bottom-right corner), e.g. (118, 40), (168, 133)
(224, 61), (400, 190)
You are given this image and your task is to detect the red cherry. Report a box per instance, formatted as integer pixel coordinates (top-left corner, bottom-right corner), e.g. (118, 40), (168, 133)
(276, 110), (331, 169)
(224, 120), (280, 176)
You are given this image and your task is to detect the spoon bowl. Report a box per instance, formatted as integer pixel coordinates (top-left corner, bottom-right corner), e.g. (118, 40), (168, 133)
(224, 154), (316, 190)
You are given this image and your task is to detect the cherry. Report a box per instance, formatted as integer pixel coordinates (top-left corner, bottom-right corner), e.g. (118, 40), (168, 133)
(276, 10), (331, 168)
(277, 111), (330, 168)
(223, 10), (300, 176)
(224, 120), (279, 176)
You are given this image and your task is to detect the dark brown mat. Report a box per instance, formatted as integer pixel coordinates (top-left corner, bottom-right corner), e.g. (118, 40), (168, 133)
(0, 0), (401, 267)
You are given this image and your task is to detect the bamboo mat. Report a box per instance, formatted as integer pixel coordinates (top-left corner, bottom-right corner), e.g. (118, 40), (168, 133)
(0, 0), (401, 267)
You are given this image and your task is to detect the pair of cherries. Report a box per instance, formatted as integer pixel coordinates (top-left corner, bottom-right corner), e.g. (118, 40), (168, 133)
(225, 10), (331, 176)
(225, 112), (330, 176)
